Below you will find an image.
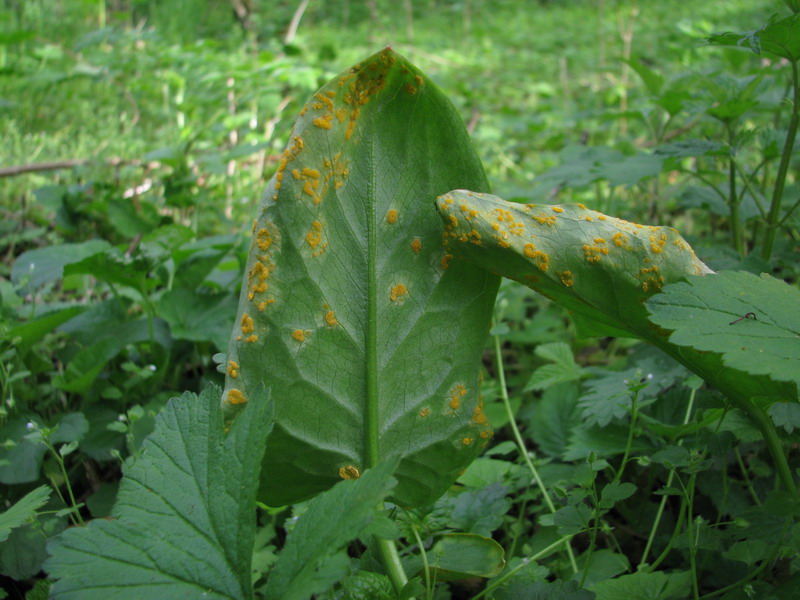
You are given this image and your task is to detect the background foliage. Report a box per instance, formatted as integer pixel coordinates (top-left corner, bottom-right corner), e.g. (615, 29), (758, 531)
(1, 0), (798, 598)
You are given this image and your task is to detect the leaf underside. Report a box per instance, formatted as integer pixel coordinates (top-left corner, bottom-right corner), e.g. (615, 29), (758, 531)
(435, 190), (796, 406)
(222, 48), (499, 508)
(436, 190), (712, 340)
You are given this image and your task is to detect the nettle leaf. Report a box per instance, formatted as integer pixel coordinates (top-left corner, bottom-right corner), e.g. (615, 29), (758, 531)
(0, 486), (50, 543)
(646, 271), (800, 389)
(222, 48), (498, 508)
(46, 386), (271, 600)
(707, 13), (800, 62)
(524, 342), (584, 391)
(265, 459), (398, 600)
(434, 482), (511, 537)
(769, 401), (800, 434)
(598, 481), (637, 509)
(590, 570), (691, 600)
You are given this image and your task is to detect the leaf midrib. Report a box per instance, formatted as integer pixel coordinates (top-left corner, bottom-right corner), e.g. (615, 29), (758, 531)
(365, 135), (380, 469)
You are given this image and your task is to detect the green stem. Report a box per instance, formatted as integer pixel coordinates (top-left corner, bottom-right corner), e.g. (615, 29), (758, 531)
(734, 447), (761, 507)
(579, 478), (601, 588)
(410, 524), (431, 600)
(688, 508), (700, 600)
(762, 59), (799, 260)
(736, 400), (797, 499)
(44, 439), (84, 526)
(639, 386), (696, 567)
(615, 386), (640, 483)
(726, 124), (744, 255)
(492, 328), (579, 574)
(376, 534), (409, 596)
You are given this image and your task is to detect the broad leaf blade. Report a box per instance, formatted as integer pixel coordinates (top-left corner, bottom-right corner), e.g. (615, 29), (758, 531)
(222, 48), (498, 507)
(46, 386), (272, 599)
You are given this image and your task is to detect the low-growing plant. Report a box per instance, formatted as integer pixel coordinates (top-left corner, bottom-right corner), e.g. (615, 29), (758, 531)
(34, 36), (799, 600)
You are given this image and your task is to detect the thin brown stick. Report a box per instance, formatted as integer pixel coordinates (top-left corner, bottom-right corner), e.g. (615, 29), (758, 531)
(0, 158), (159, 179)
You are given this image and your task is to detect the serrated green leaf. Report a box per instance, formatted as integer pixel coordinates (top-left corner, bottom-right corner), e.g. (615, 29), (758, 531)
(221, 48), (498, 508)
(598, 481), (637, 509)
(341, 571), (395, 600)
(590, 570), (691, 600)
(525, 382), (581, 458)
(576, 548), (630, 588)
(0, 486), (50, 543)
(646, 271), (800, 388)
(769, 401), (800, 433)
(707, 14), (800, 62)
(525, 342), (583, 391)
(435, 482), (511, 537)
(45, 386), (272, 600)
(265, 459), (399, 600)
(493, 578), (593, 600)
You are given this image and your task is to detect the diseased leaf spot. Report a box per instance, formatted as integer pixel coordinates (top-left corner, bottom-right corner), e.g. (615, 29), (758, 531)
(551, 206), (564, 213)
(312, 114), (333, 129)
(411, 238), (422, 253)
(227, 360), (239, 378)
(257, 299), (275, 312)
(386, 209), (398, 224)
(256, 228), (273, 251)
(419, 407), (431, 417)
(650, 233), (667, 254)
(390, 283), (408, 303)
(244, 334), (258, 343)
(462, 437), (474, 446)
(304, 220), (328, 257)
(448, 384), (467, 411)
(471, 405), (488, 425)
(292, 329), (306, 343)
(325, 310), (338, 326)
(523, 243), (549, 271)
(241, 313), (254, 335)
(441, 254), (453, 269)
(227, 389), (247, 405)
(559, 270), (574, 287)
(338, 465), (361, 480)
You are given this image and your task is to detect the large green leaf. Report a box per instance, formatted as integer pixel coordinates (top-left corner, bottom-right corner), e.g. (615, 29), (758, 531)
(45, 386), (272, 599)
(222, 48), (498, 508)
